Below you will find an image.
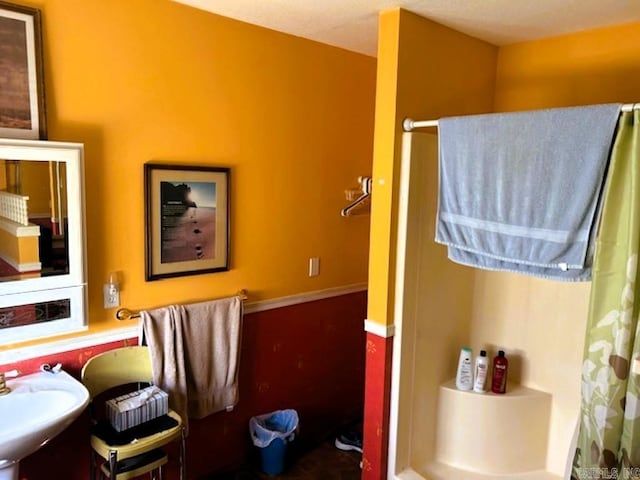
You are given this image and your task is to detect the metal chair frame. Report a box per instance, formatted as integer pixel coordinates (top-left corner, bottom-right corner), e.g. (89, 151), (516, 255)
(82, 346), (186, 480)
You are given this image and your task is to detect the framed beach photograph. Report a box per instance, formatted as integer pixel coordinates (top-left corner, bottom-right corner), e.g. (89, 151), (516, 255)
(0, 1), (46, 139)
(145, 163), (230, 281)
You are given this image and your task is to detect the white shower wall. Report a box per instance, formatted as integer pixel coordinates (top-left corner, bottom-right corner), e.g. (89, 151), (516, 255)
(388, 132), (589, 479)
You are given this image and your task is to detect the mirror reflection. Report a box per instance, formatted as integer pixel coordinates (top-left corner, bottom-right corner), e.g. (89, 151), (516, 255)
(0, 159), (69, 282)
(0, 298), (71, 329)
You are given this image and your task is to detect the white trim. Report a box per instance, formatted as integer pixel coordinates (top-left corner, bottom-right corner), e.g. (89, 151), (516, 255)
(16, 261), (42, 272)
(0, 286), (87, 346)
(14, 226), (40, 238)
(0, 217), (40, 237)
(243, 283), (367, 314)
(0, 251), (41, 273)
(0, 283), (368, 364)
(388, 132), (429, 479)
(364, 319), (395, 338)
(0, 326), (134, 365)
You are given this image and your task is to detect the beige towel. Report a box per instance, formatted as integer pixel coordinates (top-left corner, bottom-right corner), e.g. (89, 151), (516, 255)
(141, 296), (243, 431)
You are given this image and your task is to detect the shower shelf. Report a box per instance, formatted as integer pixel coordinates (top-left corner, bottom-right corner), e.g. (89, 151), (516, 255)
(435, 379), (553, 476)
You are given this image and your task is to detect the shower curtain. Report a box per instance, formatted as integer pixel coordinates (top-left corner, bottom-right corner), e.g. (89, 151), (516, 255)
(573, 110), (640, 480)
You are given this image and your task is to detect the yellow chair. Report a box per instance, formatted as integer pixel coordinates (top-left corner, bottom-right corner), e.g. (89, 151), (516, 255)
(81, 346), (186, 480)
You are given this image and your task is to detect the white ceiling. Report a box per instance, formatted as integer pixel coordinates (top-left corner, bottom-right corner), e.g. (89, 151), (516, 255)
(172, 0), (640, 57)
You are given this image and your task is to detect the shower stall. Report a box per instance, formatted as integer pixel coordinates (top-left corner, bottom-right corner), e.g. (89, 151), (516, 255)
(386, 131), (584, 480)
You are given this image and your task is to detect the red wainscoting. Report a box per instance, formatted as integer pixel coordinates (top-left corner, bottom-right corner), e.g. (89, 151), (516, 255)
(2, 291), (366, 480)
(361, 332), (393, 480)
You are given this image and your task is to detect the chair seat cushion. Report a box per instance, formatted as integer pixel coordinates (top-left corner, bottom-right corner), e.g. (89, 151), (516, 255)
(91, 414), (179, 446)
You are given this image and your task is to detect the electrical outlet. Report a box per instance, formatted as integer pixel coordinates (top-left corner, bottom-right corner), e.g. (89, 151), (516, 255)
(309, 257), (320, 276)
(103, 284), (120, 308)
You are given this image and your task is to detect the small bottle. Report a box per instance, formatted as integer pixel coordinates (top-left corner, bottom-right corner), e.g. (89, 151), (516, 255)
(491, 350), (508, 394)
(473, 350), (489, 393)
(456, 347), (473, 391)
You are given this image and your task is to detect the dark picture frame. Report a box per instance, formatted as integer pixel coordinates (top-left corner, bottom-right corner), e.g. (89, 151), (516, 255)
(0, 1), (46, 139)
(145, 163), (230, 281)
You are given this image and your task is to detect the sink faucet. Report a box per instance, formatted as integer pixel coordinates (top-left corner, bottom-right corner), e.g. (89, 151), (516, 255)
(0, 369), (19, 396)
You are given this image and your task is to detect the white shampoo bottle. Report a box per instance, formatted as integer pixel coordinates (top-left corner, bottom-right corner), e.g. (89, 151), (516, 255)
(456, 347), (473, 391)
(473, 350), (489, 393)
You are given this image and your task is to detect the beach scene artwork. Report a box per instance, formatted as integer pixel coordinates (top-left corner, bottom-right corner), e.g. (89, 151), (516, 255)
(160, 181), (217, 264)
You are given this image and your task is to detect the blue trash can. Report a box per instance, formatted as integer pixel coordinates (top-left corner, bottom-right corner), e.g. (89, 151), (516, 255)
(250, 409), (299, 475)
(260, 437), (287, 474)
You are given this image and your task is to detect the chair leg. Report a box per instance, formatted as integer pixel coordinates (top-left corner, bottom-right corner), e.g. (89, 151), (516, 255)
(90, 448), (96, 480)
(179, 426), (187, 480)
(109, 450), (117, 480)
(151, 465), (164, 480)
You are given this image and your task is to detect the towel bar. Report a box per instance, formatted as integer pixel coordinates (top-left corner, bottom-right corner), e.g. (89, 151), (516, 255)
(115, 289), (249, 321)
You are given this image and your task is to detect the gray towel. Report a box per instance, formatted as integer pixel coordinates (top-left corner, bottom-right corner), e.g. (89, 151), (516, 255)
(436, 103), (621, 281)
(141, 295), (243, 433)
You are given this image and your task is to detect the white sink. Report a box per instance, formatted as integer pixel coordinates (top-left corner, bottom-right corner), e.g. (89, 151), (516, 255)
(0, 370), (89, 480)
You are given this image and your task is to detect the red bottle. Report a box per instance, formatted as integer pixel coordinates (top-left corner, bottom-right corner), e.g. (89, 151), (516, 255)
(491, 350), (508, 394)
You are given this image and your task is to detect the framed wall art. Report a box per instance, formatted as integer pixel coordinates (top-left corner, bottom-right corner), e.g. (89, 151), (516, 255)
(145, 163), (230, 281)
(0, 1), (46, 139)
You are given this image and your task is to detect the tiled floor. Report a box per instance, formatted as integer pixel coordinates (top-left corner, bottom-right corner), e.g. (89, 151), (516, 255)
(207, 439), (362, 480)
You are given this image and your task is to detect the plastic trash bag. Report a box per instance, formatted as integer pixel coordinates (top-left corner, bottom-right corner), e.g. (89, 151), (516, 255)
(249, 409), (299, 448)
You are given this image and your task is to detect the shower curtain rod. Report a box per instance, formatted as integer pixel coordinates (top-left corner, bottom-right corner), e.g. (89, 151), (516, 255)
(402, 102), (640, 132)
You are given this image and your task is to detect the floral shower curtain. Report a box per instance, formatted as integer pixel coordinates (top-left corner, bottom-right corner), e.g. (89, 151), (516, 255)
(573, 109), (640, 480)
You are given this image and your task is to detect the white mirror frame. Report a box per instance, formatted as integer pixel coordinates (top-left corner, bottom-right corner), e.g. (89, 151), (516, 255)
(0, 139), (87, 344)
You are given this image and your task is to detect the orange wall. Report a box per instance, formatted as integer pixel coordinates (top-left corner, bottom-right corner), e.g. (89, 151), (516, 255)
(20, 161), (52, 215)
(367, 8), (497, 327)
(7, 0), (375, 345)
(495, 21), (640, 110)
(0, 229), (39, 265)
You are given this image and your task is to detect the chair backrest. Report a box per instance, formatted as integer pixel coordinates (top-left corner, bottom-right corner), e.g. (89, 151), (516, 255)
(81, 346), (154, 398)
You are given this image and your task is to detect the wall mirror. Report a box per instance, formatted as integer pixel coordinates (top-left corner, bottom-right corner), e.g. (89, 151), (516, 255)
(0, 139), (86, 344)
